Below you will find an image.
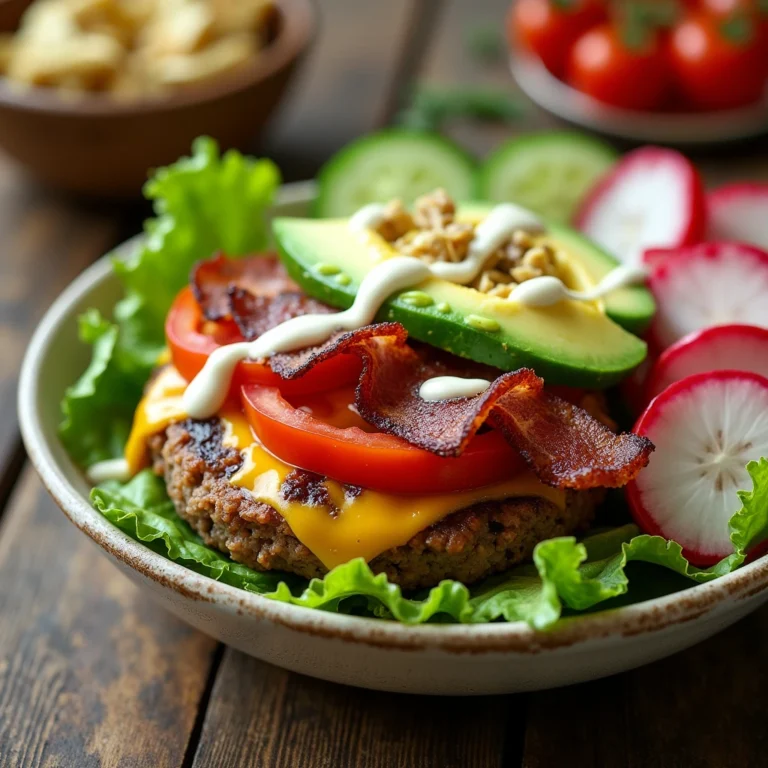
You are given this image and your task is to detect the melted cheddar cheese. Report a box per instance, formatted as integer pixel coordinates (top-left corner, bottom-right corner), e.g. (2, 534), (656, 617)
(125, 366), (565, 569)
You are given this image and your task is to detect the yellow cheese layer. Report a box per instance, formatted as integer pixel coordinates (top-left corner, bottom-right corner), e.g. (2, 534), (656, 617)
(125, 367), (565, 569)
(124, 366), (189, 473)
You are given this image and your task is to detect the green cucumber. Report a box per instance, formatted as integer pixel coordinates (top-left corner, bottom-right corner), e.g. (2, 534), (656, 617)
(314, 129), (477, 218)
(478, 132), (618, 224)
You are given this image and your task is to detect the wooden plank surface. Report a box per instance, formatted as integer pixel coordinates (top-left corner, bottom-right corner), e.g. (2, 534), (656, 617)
(191, 652), (522, 768)
(523, 604), (768, 768)
(260, 0), (420, 181)
(0, 468), (219, 768)
(0, 167), (122, 504)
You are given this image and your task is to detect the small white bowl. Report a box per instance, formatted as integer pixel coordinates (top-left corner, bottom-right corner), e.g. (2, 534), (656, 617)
(511, 52), (768, 146)
(18, 182), (768, 695)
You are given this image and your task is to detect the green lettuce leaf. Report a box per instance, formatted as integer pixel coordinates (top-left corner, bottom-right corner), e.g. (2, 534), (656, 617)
(90, 460), (768, 629)
(114, 136), (281, 356)
(59, 138), (280, 464)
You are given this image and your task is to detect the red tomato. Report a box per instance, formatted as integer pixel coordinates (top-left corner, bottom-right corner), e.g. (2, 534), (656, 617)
(166, 286), (360, 397)
(241, 383), (527, 495)
(669, 12), (767, 110)
(566, 23), (669, 110)
(508, 0), (607, 78)
(699, 0), (768, 52)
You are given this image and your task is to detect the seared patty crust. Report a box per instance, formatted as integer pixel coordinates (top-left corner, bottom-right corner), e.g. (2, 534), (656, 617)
(150, 418), (601, 590)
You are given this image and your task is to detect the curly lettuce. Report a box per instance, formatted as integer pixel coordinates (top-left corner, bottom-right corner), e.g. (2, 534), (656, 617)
(91, 460), (768, 629)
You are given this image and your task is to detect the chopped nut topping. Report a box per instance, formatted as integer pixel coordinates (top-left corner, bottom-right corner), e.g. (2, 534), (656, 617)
(374, 199), (415, 242)
(373, 188), (563, 296)
(413, 187), (456, 229)
(396, 221), (474, 263)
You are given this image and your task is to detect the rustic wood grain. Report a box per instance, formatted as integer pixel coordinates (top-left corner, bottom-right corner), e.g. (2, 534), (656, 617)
(0, 160), (122, 505)
(260, 0), (419, 181)
(191, 652), (522, 768)
(523, 604), (768, 768)
(0, 468), (219, 768)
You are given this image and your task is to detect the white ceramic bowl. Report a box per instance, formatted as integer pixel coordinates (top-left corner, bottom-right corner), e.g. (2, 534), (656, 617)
(19, 183), (768, 695)
(511, 52), (768, 146)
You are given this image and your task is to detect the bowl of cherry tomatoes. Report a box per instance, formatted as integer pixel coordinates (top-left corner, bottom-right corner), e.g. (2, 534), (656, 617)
(507, 0), (768, 145)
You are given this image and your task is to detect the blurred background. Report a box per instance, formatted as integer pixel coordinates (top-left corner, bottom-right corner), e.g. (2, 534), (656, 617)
(0, 0), (763, 197)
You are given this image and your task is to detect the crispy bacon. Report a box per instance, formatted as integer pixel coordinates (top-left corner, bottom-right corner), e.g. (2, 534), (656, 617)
(229, 287), (335, 341)
(191, 253), (298, 320)
(192, 258), (654, 489)
(269, 324), (653, 489)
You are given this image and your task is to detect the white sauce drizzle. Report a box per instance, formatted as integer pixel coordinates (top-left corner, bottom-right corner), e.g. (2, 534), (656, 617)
(348, 203), (386, 232)
(86, 457), (131, 484)
(183, 256), (431, 418)
(88, 204), (645, 483)
(429, 203), (544, 285)
(508, 264), (648, 307)
(419, 376), (491, 402)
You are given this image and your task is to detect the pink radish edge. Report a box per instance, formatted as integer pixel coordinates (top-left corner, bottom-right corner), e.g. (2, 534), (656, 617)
(644, 324), (768, 403)
(574, 146), (707, 246)
(626, 369), (768, 566)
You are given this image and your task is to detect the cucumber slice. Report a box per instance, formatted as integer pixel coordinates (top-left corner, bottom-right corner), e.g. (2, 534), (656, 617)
(314, 129), (477, 218)
(478, 132), (618, 224)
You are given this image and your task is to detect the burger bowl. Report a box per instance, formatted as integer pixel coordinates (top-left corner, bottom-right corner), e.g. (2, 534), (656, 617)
(18, 182), (768, 695)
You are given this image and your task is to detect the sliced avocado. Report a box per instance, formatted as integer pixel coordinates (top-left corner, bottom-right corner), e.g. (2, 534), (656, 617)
(459, 202), (655, 335)
(272, 210), (649, 389)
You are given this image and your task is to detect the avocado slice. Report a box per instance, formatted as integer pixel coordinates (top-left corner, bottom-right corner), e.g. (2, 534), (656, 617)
(272, 208), (650, 388)
(459, 202), (655, 335)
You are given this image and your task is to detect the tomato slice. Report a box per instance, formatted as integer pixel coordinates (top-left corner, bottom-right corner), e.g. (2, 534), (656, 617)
(240, 382), (527, 494)
(166, 286), (360, 396)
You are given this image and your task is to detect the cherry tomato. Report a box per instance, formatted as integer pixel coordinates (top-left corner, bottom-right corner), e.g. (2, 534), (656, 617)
(508, 0), (607, 78)
(699, 0), (768, 52)
(166, 286), (361, 397)
(241, 383), (527, 494)
(566, 23), (669, 110)
(669, 12), (767, 110)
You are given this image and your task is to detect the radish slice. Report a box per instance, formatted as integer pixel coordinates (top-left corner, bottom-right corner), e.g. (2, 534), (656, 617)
(627, 370), (768, 566)
(646, 325), (768, 401)
(575, 147), (706, 267)
(708, 183), (768, 250)
(644, 242), (768, 349)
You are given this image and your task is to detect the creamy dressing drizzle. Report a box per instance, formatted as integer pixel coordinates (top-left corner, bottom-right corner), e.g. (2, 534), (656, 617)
(419, 376), (491, 402)
(183, 256), (431, 418)
(348, 203), (386, 232)
(429, 203), (544, 284)
(86, 457), (131, 484)
(508, 264), (647, 307)
(89, 203), (643, 483)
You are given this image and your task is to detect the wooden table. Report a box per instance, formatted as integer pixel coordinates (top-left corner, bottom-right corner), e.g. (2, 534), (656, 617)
(1, 2), (767, 766)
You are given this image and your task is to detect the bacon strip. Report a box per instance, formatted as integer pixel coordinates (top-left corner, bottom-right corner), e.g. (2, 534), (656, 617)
(269, 324), (653, 489)
(229, 287), (335, 341)
(193, 257), (654, 489)
(191, 252), (298, 320)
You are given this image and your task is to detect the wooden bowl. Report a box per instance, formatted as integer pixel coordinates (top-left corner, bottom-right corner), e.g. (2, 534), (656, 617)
(0, 0), (315, 196)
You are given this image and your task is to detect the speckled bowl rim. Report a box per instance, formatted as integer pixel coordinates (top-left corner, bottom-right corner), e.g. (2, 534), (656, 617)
(0, 0), (315, 116)
(18, 181), (768, 655)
